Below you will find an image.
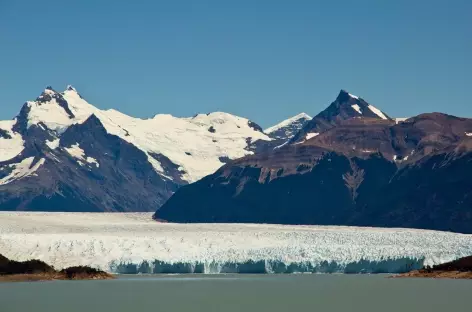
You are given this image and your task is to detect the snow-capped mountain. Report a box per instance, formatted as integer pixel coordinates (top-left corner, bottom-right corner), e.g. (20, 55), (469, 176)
(16, 86), (272, 182)
(264, 113), (311, 147)
(0, 85), (282, 212)
(290, 90), (391, 144)
(156, 92), (472, 233)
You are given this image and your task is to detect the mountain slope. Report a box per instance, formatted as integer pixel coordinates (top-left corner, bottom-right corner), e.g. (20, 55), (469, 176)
(0, 85), (280, 212)
(155, 93), (472, 233)
(0, 114), (178, 211)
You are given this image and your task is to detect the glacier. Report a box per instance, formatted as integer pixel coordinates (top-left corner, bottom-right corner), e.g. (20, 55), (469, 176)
(1, 212), (472, 274)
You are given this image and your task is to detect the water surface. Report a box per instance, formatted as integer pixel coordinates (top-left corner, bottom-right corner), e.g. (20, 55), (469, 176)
(0, 274), (469, 312)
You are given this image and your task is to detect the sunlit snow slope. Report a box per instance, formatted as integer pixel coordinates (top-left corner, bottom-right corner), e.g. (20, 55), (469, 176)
(22, 86), (271, 182)
(1, 212), (471, 274)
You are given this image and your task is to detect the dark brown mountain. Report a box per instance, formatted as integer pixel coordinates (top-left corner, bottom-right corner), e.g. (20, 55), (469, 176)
(289, 90), (392, 143)
(155, 93), (472, 233)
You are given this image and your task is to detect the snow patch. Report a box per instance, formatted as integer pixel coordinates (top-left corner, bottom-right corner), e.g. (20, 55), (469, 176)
(393, 155), (409, 163)
(351, 104), (362, 114)
(0, 212), (471, 274)
(274, 141), (289, 149)
(0, 157), (45, 185)
(466, 132), (472, 137)
(368, 105), (388, 120)
(46, 138), (60, 150)
(305, 132), (319, 140)
(348, 93), (359, 100)
(99, 111), (271, 182)
(0, 119), (24, 161)
(43, 88), (55, 95)
(264, 113), (311, 134)
(26, 96), (76, 133)
(395, 118), (409, 124)
(64, 143), (99, 168)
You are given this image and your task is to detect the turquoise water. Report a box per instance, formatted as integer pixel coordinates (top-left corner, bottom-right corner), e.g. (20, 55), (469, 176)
(0, 274), (470, 312)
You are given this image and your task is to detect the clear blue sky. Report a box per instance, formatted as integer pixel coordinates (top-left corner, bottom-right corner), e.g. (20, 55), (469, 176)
(1, 0), (470, 127)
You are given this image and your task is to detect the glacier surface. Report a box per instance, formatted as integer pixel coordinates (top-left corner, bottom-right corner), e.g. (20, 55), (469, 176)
(1, 212), (471, 274)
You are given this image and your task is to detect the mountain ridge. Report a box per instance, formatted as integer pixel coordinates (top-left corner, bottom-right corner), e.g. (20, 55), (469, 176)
(155, 91), (472, 233)
(0, 85), (309, 211)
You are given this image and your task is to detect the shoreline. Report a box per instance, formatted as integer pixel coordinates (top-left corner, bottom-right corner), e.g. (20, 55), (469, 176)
(391, 270), (472, 279)
(1, 253), (114, 283)
(0, 272), (114, 283)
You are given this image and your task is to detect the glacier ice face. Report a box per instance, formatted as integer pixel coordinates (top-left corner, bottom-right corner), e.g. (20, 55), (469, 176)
(1, 212), (471, 274)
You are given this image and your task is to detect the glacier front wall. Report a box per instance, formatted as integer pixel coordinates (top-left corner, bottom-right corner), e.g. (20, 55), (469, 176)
(1, 212), (471, 274)
(110, 258), (425, 274)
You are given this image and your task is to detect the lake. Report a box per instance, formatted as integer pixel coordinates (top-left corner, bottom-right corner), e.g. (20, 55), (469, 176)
(0, 274), (469, 312)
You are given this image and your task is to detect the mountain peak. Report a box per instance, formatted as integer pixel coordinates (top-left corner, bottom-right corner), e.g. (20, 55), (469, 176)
(264, 113), (312, 146)
(288, 90), (391, 143)
(265, 113), (312, 135)
(293, 112), (312, 120)
(337, 89), (360, 102)
(36, 86), (58, 102)
(66, 85), (77, 92)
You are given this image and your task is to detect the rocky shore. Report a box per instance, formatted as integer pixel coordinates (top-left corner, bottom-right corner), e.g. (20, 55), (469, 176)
(393, 255), (472, 279)
(0, 254), (113, 282)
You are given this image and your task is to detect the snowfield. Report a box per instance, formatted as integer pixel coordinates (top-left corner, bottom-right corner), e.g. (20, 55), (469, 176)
(1, 212), (472, 274)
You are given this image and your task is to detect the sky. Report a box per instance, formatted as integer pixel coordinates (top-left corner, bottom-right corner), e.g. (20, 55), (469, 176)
(0, 0), (471, 128)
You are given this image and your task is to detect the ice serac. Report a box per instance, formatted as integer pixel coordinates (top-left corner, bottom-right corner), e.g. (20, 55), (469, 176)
(0, 85), (278, 211)
(1, 212), (472, 274)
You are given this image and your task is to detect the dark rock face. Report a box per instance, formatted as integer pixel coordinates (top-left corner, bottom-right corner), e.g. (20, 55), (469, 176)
(0, 114), (179, 212)
(155, 152), (396, 225)
(155, 103), (472, 233)
(12, 103), (31, 134)
(247, 121), (264, 133)
(0, 128), (12, 139)
(149, 153), (188, 185)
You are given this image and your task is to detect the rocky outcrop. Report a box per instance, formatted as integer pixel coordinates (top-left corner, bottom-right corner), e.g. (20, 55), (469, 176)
(394, 255), (472, 279)
(0, 253), (113, 281)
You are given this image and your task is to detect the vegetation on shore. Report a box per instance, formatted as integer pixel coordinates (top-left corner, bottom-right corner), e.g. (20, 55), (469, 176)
(0, 253), (113, 282)
(393, 255), (472, 279)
